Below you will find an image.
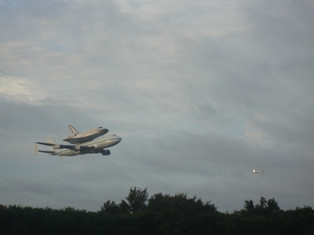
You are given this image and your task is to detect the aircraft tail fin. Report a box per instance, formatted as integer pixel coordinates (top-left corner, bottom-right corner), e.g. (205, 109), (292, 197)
(48, 137), (58, 144)
(48, 137), (59, 150)
(35, 144), (56, 155)
(68, 125), (79, 134)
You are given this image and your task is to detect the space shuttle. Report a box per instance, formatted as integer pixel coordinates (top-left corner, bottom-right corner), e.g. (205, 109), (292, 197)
(63, 125), (108, 144)
(252, 169), (264, 173)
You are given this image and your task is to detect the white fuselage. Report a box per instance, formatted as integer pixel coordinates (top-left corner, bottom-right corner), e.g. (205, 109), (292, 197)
(53, 134), (121, 156)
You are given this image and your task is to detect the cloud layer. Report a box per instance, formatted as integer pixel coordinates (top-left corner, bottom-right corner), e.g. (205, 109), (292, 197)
(1, 0), (314, 212)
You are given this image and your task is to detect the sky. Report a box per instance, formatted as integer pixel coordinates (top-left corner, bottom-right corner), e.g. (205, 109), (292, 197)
(0, 0), (314, 212)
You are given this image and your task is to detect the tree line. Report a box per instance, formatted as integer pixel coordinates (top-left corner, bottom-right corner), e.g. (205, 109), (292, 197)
(1, 187), (313, 235)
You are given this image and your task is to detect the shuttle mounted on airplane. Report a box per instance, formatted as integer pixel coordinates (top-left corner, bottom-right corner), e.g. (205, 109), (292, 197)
(36, 134), (121, 157)
(63, 125), (108, 144)
(35, 126), (121, 157)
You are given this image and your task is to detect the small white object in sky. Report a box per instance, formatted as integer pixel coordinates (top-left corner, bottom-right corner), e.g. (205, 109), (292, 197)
(252, 169), (264, 173)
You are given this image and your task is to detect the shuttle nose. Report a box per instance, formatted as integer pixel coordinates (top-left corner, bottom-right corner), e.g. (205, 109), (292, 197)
(102, 128), (109, 134)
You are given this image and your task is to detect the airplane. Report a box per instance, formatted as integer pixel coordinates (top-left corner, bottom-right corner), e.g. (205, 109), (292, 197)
(63, 125), (109, 144)
(36, 134), (121, 157)
(252, 169), (264, 173)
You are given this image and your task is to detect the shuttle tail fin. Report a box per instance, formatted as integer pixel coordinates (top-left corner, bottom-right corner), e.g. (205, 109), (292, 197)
(68, 125), (79, 134)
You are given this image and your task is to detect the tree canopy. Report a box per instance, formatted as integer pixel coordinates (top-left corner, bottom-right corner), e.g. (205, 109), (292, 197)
(1, 187), (313, 235)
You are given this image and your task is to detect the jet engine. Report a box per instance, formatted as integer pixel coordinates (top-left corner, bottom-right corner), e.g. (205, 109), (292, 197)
(101, 150), (111, 156)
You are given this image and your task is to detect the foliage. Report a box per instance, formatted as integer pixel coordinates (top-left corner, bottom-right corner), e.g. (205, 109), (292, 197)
(1, 189), (313, 235)
(242, 197), (281, 216)
(126, 187), (148, 213)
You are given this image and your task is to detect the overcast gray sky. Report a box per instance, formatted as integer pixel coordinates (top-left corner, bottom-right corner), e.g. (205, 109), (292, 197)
(1, 0), (314, 212)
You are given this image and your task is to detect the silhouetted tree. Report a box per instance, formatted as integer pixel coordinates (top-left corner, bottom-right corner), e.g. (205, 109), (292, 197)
(101, 200), (120, 215)
(147, 192), (220, 234)
(119, 200), (131, 214)
(242, 197), (281, 216)
(266, 198), (281, 214)
(244, 199), (255, 212)
(125, 187), (148, 213)
(2, 191), (314, 234)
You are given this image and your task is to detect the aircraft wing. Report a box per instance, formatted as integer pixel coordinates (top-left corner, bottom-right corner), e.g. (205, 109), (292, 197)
(36, 142), (75, 150)
(36, 141), (96, 151)
(36, 141), (56, 146)
(58, 144), (96, 151)
(80, 146), (95, 151)
(38, 150), (56, 154)
(59, 144), (77, 150)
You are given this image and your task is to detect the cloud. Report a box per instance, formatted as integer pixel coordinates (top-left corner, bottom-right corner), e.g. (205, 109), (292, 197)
(0, 0), (313, 212)
(0, 76), (46, 104)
